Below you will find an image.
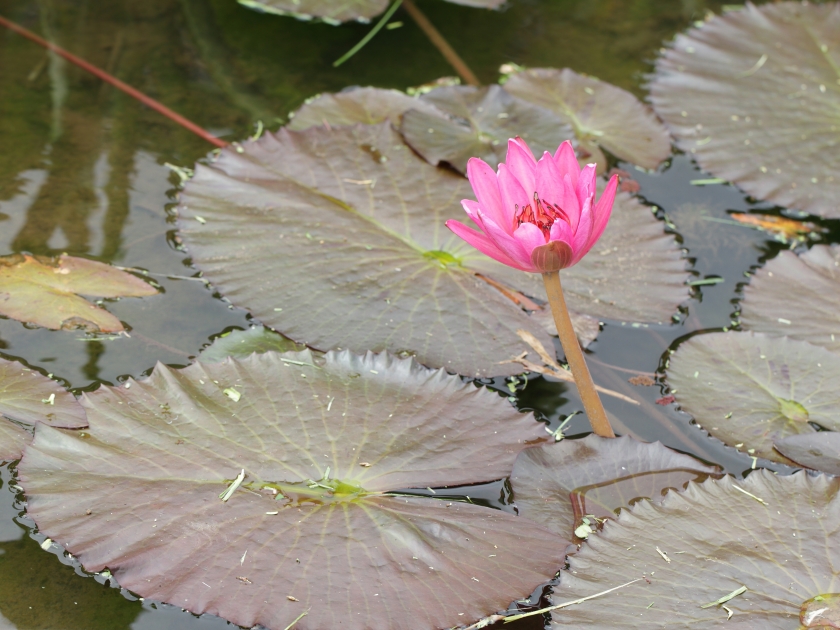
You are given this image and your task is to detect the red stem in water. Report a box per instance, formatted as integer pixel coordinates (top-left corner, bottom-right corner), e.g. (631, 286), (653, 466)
(0, 14), (228, 149)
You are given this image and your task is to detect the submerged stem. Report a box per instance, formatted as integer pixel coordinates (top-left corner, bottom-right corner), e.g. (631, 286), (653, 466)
(401, 0), (480, 86)
(542, 271), (615, 438)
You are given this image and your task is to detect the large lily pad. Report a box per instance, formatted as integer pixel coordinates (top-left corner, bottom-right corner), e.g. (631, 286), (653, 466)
(510, 435), (719, 539)
(400, 84), (574, 173)
(0, 356), (87, 428)
(0, 420), (29, 461)
(650, 2), (840, 217)
(740, 245), (840, 354)
(177, 123), (688, 377)
(19, 350), (567, 630)
(288, 87), (440, 131)
(239, 0), (503, 24)
(551, 471), (840, 628)
(666, 331), (840, 465)
(503, 68), (671, 172)
(774, 432), (840, 476)
(0, 254), (157, 333)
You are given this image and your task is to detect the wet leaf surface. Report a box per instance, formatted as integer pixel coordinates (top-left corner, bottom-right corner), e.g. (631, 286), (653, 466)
(800, 593), (840, 628)
(650, 2), (840, 217)
(729, 213), (825, 243)
(0, 254), (157, 333)
(0, 420), (29, 461)
(287, 87), (439, 131)
(510, 435), (719, 539)
(400, 84), (574, 173)
(666, 331), (840, 464)
(552, 471), (840, 629)
(19, 350), (567, 630)
(503, 68), (671, 172)
(198, 327), (304, 362)
(0, 356), (87, 428)
(774, 432), (840, 476)
(239, 0), (503, 24)
(740, 245), (840, 354)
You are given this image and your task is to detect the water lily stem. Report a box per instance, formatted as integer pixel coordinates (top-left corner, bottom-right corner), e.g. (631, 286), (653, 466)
(401, 0), (480, 86)
(542, 271), (615, 438)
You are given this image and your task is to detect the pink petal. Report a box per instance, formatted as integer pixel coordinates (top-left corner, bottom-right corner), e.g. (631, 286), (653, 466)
(461, 199), (487, 231)
(576, 164), (597, 210)
(505, 138), (537, 195)
(498, 164), (532, 231)
(587, 174), (618, 251)
(535, 155), (580, 230)
(481, 213), (535, 269)
(466, 158), (506, 228)
(553, 141), (580, 189)
(513, 222), (547, 256)
(548, 218), (575, 246)
(445, 219), (531, 271)
(571, 197), (594, 265)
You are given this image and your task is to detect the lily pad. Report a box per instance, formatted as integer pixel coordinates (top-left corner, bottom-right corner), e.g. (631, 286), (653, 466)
(666, 331), (840, 465)
(740, 245), (840, 354)
(19, 350), (567, 630)
(288, 87), (440, 131)
(177, 123), (688, 377)
(650, 2), (840, 217)
(552, 470), (840, 628)
(0, 356), (87, 428)
(0, 419), (29, 461)
(503, 68), (671, 172)
(0, 254), (157, 333)
(198, 326), (304, 362)
(774, 432), (840, 476)
(400, 84), (574, 173)
(510, 434), (719, 539)
(239, 0), (503, 24)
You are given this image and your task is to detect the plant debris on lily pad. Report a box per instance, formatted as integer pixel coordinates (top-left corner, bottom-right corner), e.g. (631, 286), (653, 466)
(400, 84), (574, 173)
(510, 435), (719, 539)
(666, 331), (840, 465)
(177, 123), (686, 377)
(774, 432), (840, 476)
(19, 350), (568, 630)
(503, 67), (671, 173)
(0, 254), (157, 333)
(238, 0), (503, 24)
(740, 245), (840, 354)
(288, 87), (440, 131)
(198, 326), (304, 363)
(551, 471), (840, 628)
(650, 2), (840, 218)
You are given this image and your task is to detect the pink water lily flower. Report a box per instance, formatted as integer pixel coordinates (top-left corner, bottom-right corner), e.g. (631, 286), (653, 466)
(446, 138), (619, 273)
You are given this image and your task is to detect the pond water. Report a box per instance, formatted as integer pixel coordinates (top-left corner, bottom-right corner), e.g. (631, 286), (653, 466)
(1, 0), (836, 628)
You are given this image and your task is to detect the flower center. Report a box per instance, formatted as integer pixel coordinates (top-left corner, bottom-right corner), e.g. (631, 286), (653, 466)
(514, 193), (568, 239)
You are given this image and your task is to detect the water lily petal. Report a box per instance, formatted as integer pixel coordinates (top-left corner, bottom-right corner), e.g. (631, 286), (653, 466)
(505, 138), (537, 195)
(482, 213), (535, 269)
(466, 158), (506, 227)
(445, 220), (530, 271)
(513, 222), (548, 256)
(531, 240), (574, 273)
(548, 217), (575, 247)
(498, 163), (532, 232)
(461, 199), (487, 231)
(571, 197), (595, 264)
(553, 140), (580, 189)
(576, 164), (597, 210)
(588, 174), (619, 251)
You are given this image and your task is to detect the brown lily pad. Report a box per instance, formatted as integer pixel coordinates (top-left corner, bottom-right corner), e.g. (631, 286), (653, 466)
(666, 331), (840, 465)
(503, 67), (671, 173)
(0, 254), (157, 333)
(650, 2), (840, 217)
(510, 434), (719, 540)
(19, 350), (567, 630)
